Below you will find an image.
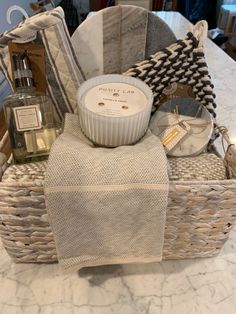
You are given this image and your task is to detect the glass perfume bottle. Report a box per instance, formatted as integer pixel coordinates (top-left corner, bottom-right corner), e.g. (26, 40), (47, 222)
(3, 52), (60, 163)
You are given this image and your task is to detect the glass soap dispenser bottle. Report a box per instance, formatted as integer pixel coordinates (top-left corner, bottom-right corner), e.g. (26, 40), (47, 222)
(3, 52), (60, 163)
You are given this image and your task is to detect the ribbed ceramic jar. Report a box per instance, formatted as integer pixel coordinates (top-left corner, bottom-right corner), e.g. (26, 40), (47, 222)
(77, 74), (153, 147)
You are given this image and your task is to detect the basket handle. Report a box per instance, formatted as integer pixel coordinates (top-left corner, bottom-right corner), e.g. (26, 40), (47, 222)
(190, 20), (208, 48)
(216, 124), (236, 179)
(0, 131), (9, 181)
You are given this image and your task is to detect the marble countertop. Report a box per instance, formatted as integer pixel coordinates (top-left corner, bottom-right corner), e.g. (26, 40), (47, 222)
(1, 11), (236, 314)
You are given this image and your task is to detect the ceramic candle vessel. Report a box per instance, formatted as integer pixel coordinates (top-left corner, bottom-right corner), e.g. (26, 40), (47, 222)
(77, 74), (153, 147)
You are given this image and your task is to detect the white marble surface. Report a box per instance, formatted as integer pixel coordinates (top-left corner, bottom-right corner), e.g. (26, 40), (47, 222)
(1, 231), (236, 314)
(71, 7), (176, 79)
(1, 11), (236, 314)
(71, 12), (104, 79)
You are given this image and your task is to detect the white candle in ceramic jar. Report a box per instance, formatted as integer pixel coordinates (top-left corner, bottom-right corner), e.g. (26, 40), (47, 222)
(77, 75), (153, 147)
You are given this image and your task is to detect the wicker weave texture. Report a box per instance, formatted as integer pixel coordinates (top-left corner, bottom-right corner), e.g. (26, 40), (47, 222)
(168, 153), (226, 181)
(1, 162), (236, 263)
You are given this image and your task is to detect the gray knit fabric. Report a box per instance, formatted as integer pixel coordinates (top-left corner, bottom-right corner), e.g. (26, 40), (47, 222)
(44, 114), (169, 272)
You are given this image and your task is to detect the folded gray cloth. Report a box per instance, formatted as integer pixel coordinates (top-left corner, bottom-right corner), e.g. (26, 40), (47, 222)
(45, 114), (169, 272)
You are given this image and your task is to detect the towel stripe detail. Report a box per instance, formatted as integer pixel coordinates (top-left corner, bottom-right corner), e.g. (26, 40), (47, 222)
(45, 183), (169, 193)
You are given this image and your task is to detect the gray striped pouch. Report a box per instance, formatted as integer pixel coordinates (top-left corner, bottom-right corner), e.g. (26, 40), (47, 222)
(0, 7), (85, 122)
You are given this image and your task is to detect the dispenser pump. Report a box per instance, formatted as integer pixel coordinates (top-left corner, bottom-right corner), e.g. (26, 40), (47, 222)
(12, 52), (34, 88)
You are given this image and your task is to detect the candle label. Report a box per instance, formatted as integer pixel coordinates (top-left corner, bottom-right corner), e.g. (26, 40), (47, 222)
(160, 121), (191, 152)
(83, 82), (148, 117)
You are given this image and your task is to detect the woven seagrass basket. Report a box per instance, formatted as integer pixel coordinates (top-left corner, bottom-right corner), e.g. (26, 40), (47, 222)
(1, 11), (236, 263)
(1, 143), (236, 263)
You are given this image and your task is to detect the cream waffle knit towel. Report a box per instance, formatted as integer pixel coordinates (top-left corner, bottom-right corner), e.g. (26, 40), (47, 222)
(45, 114), (169, 272)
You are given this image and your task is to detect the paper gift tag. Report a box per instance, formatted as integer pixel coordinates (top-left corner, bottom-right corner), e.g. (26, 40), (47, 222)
(159, 120), (191, 153)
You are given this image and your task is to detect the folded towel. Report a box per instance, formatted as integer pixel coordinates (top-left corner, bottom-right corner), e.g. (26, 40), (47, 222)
(45, 114), (169, 272)
(0, 7), (85, 122)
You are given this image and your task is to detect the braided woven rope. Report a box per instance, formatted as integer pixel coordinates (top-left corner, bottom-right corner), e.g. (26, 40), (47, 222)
(124, 29), (217, 122)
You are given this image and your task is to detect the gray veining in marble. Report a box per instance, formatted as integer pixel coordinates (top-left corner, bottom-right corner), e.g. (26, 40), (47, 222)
(102, 7), (122, 75)
(103, 6), (148, 73)
(103, 5), (149, 74)
(1, 11), (236, 314)
(1, 230), (236, 314)
(71, 6), (177, 79)
(71, 12), (104, 79)
(145, 12), (176, 58)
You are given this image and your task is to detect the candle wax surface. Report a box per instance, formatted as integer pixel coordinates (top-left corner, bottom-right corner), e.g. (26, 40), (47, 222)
(82, 82), (148, 117)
